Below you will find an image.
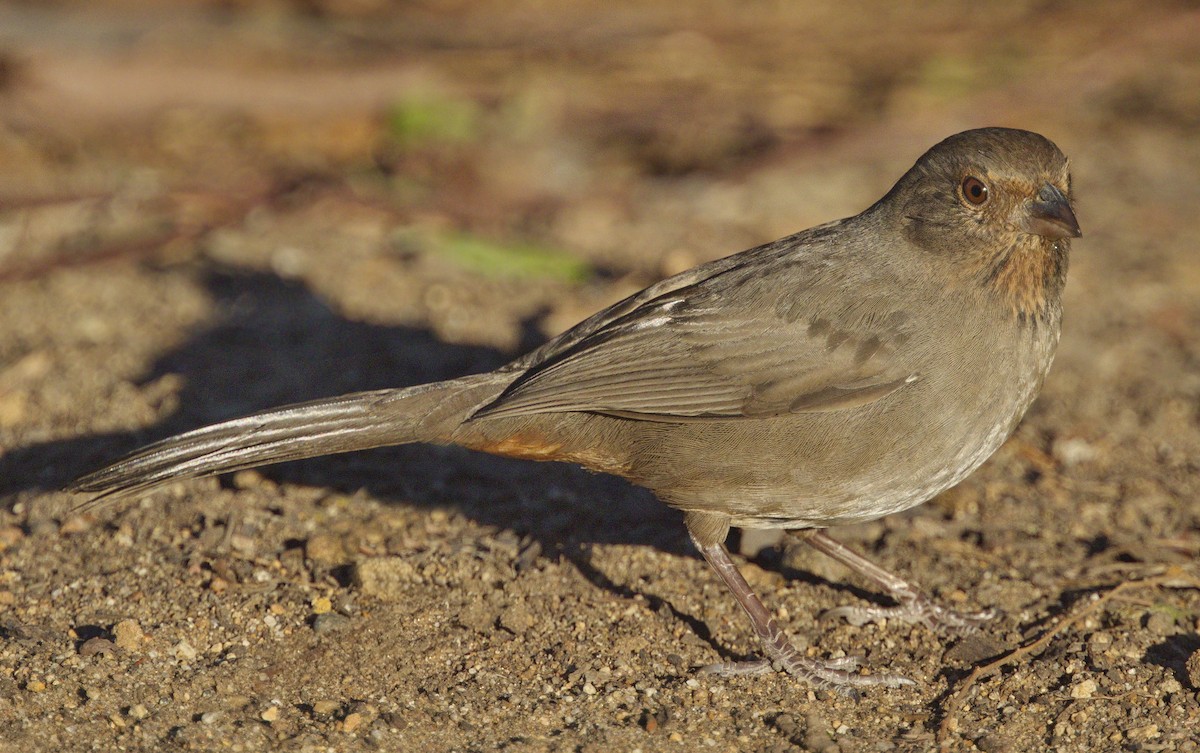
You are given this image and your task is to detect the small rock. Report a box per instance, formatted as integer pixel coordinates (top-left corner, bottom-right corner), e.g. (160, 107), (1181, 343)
(128, 704), (150, 720)
(232, 469), (270, 491)
(200, 711), (222, 724)
(306, 533), (349, 566)
(261, 706), (281, 723)
(1070, 678), (1097, 699)
(499, 602), (534, 635)
(0, 389), (28, 427)
(975, 732), (1012, 753)
(1145, 610), (1175, 636)
(228, 533), (257, 556)
(311, 597), (333, 615)
(0, 525), (24, 550)
(173, 640), (198, 660)
(1186, 648), (1200, 689)
(26, 680), (46, 693)
(354, 556), (420, 598)
(312, 612), (352, 635)
(1087, 632), (1113, 663)
(342, 712), (364, 733)
(312, 700), (340, 717)
(456, 600), (499, 633)
(945, 633), (1007, 665)
(773, 713), (798, 737)
(113, 619), (144, 651)
(79, 637), (117, 658)
(1128, 723), (1160, 741)
(58, 515), (94, 535)
(1051, 437), (1099, 466)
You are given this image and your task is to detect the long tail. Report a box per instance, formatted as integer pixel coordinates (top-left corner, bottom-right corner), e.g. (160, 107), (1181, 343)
(69, 372), (511, 508)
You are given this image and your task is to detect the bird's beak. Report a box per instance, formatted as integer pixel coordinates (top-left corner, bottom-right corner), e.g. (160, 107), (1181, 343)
(1023, 183), (1081, 240)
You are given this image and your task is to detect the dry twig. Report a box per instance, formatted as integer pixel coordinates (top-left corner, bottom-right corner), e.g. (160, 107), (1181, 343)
(937, 565), (1200, 748)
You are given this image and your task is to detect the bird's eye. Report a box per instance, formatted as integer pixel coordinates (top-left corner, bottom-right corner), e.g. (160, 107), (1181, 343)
(960, 176), (989, 206)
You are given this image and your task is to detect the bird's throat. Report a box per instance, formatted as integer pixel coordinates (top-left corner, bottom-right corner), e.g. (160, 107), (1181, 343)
(979, 237), (1069, 326)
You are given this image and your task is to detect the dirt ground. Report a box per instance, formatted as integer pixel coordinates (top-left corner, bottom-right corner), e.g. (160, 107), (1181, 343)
(1, 1), (1199, 751)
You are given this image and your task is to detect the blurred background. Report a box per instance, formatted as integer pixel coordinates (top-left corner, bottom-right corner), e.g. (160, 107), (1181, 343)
(1, 1), (1198, 751)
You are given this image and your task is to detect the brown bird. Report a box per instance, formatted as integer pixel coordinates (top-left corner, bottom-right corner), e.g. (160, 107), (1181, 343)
(71, 127), (1080, 693)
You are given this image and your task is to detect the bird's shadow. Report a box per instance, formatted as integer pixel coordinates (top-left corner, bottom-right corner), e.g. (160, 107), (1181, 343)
(4, 267), (694, 552)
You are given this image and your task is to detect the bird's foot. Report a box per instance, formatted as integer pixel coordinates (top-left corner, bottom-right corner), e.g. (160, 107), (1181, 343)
(795, 531), (996, 635)
(700, 648), (913, 697)
(821, 591), (995, 635)
(688, 525), (916, 697)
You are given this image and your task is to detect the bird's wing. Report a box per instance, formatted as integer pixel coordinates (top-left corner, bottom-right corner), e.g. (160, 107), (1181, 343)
(475, 232), (919, 422)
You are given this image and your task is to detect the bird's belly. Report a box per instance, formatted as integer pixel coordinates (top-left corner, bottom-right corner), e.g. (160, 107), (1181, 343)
(637, 357), (1048, 529)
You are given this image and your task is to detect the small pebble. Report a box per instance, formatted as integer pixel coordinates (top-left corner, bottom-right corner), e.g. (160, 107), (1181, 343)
(0, 525), (26, 550)
(945, 633), (1007, 665)
(58, 515), (94, 535)
(113, 619), (144, 651)
(232, 469), (269, 490)
(173, 641), (198, 660)
(1070, 678), (1097, 699)
(1145, 610), (1175, 636)
(311, 597), (332, 615)
(1186, 648), (1200, 689)
(79, 637), (117, 658)
(312, 613), (352, 635)
(1127, 723), (1160, 741)
(342, 712), (364, 733)
(312, 700), (340, 716)
(306, 533), (349, 566)
(499, 602), (534, 635)
(355, 556), (420, 597)
(261, 706), (280, 722)
(975, 732), (1013, 753)
(128, 704), (149, 720)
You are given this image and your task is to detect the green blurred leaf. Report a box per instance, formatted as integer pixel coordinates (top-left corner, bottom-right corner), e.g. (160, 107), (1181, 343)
(386, 94), (481, 149)
(435, 233), (590, 282)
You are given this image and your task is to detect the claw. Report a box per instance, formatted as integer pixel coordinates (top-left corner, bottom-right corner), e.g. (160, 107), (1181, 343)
(796, 531), (997, 636)
(820, 597), (995, 634)
(699, 655), (914, 693)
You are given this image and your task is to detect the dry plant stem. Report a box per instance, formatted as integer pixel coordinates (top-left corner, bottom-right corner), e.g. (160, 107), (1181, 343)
(936, 566), (1200, 747)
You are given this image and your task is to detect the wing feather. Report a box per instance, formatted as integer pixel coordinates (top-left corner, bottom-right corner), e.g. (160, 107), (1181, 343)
(475, 227), (919, 422)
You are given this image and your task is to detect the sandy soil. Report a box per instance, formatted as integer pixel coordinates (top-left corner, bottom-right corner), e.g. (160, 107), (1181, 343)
(1, 1), (1199, 751)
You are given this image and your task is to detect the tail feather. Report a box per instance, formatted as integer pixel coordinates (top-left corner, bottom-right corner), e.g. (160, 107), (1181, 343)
(70, 373), (509, 508)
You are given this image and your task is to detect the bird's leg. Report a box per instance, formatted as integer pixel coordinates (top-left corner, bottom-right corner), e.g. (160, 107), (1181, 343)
(685, 512), (913, 694)
(793, 530), (995, 634)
